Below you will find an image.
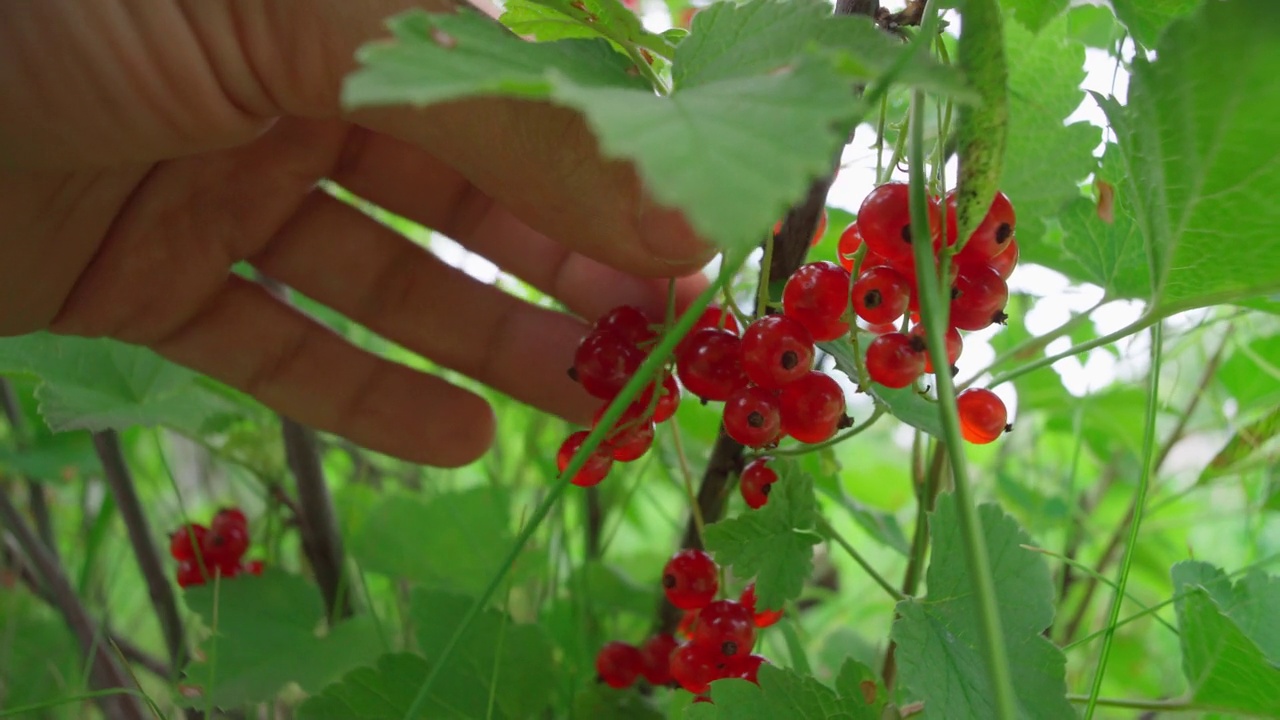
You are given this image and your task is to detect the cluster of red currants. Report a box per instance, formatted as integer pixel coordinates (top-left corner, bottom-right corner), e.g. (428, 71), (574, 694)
(168, 508), (262, 588)
(594, 548), (778, 703)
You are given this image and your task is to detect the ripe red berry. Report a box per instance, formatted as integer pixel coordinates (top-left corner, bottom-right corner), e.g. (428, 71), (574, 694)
(639, 633), (679, 686)
(909, 323), (964, 375)
(852, 266), (912, 326)
(692, 600), (756, 658)
(740, 315), (815, 390)
(596, 641), (645, 689)
(573, 331), (645, 400)
(983, 236), (1020, 280)
(865, 332), (926, 389)
(957, 388), (1009, 444)
(644, 372), (682, 423)
(739, 457), (778, 510)
(593, 305), (656, 347)
(669, 642), (725, 695)
(725, 654), (767, 684)
(169, 524), (208, 562)
(782, 262), (851, 342)
(836, 222), (862, 272)
(723, 386), (783, 449)
(244, 560), (264, 576)
(949, 265), (1009, 331)
(739, 583), (783, 628)
(556, 431), (613, 487)
(662, 549), (719, 610)
(681, 305), (740, 351)
(175, 559), (205, 588)
(945, 190), (1016, 265)
(778, 371), (846, 444)
(212, 508), (247, 531)
(857, 182), (942, 264)
(202, 524), (249, 568)
(676, 328), (749, 402)
(594, 404), (655, 462)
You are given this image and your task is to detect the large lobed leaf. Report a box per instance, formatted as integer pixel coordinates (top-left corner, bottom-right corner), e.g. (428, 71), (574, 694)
(891, 495), (1073, 719)
(820, 338), (945, 439)
(684, 660), (886, 720)
(702, 459), (821, 611)
(1099, 0), (1280, 313)
(1109, 0), (1202, 48)
(298, 653), (430, 720)
(501, 0), (674, 57)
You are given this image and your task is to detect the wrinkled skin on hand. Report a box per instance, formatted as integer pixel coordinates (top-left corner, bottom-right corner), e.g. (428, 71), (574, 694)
(0, 0), (711, 466)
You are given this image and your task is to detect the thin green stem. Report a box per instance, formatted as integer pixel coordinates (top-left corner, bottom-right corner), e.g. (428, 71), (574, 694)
(961, 299), (1105, 390)
(765, 407), (885, 456)
(817, 517), (905, 602)
(400, 246), (751, 720)
(1068, 694), (1199, 712)
(1082, 321), (1162, 720)
(624, 45), (670, 95)
(988, 313), (1156, 389)
(668, 418), (706, 547)
(1020, 544), (1177, 635)
(908, 85), (1018, 720)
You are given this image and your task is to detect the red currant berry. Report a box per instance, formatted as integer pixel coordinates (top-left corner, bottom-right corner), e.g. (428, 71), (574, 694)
(662, 549), (719, 610)
(983, 236), (1019, 280)
(739, 457), (778, 510)
(778, 372), (846, 444)
(865, 332), (926, 389)
(169, 524), (208, 562)
(556, 431), (613, 487)
(594, 404), (655, 462)
(639, 633), (679, 686)
(176, 559), (206, 588)
(593, 305), (656, 347)
(573, 331), (645, 400)
(909, 323), (964, 375)
(676, 328), (749, 402)
(957, 388), (1009, 444)
(949, 265), (1009, 331)
(202, 525), (249, 568)
(723, 386), (783, 449)
(669, 642), (724, 695)
(596, 641), (645, 689)
(945, 190), (1016, 265)
(740, 315), (815, 390)
(739, 583), (783, 628)
(685, 305), (740, 341)
(782, 262), (852, 342)
(643, 372), (681, 423)
(852, 266), (912, 326)
(836, 222), (862, 272)
(212, 508), (247, 531)
(725, 654), (767, 684)
(857, 183), (942, 263)
(692, 600), (756, 658)
(244, 560), (264, 576)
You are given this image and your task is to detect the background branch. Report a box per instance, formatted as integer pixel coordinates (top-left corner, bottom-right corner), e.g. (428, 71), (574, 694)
(1, 378), (58, 556)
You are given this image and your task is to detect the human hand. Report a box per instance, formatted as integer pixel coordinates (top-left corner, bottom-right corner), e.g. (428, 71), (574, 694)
(0, 0), (712, 466)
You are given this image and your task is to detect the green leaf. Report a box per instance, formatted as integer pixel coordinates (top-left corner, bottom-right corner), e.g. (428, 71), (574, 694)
(1099, 1), (1280, 313)
(0, 431), (98, 481)
(1171, 561), (1280, 713)
(1199, 406), (1280, 483)
(298, 653), (427, 720)
(182, 571), (383, 706)
(703, 460), (821, 611)
(572, 685), (665, 719)
(1218, 336), (1280, 412)
(500, 0), (675, 56)
(0, 334), (241, 434)
(411, 589), (557, 719)
(1000, 0), (1069, 32)
(891, 495), (1073, 719)
(1109, 0), (1202, 47)
(1053, 153), (1153, 299)
(1066, 3), (1125, 49)
(349, 488), (533, 597)
(999, 13), (1102, 270)
(684, 661), (885, 719)
(820, 338), (945, 439)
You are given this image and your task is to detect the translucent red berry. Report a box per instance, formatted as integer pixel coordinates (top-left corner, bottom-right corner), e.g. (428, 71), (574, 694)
(836, 222), (863, 272)
(909, 323), (964, 375)
(679, 305), (740, 357)
(739, 583), (783, 628)
(739, 457), (778, 510)
(594, 404), (655, 462)
(202, 523), (248, 569)
(692, 600), (756, 658)
(778, 372), (846, 444)
(957, 388), (1009, 444)
(949, 265), (1009, 331)
(662, 549), (719, 610)
(865, 332), (926, 389)
(852, 266), (912, 326)
(573, 331), (645, 400)
(723, 386), (783, 449)
(646, 372), (682, 423)
(857, 182), (942, 264)
(676, 328), (749, 402)
(945, 190), (1016, 265)
(782, 262), (851, 342)
(212, 508), (247, 531)
(639, 633), (679, 686)
(725, 654), (767, 684)
(556, 431), (613, 487)
(669, 642), (725, 695)
(984, 236), (1019, 280)
(740, 315), (815, 390)
(176, 559), (205, 588)
(169, 524), (208, 562)
(593, 305), (656, 347)
(596, 641), (645, 689)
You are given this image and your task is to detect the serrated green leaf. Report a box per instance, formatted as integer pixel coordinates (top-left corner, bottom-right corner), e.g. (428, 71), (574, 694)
(572, 685), (665, 719)
(685, 662), (883, 720)
(1199, 406), (1280, 483)
(182, 571), (383, 706)
(500, 0), (675, 57)
(820, 339), (945, 439)
(891, 495), (1073, 719)
(349, 488), (532, 597)
(1171, 561), (1280, 713)
(297, 653), (428, 720)
(833, 659), (888, 719)
(999, 13), (1102, 270)
(1066, 3), (1125, 49)
(1219, 336), (1280, 412)
(1099, 1), (1280, 313)
(1054, 149), (1153, 299)
(0, 334), (242, 434)
(0, 431), (97, 481)
(1109, 0), (1202, 47)
(1000, 0), (1069, 33)
(411, 589), (556, 719)
(703, 461), (821, 611)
